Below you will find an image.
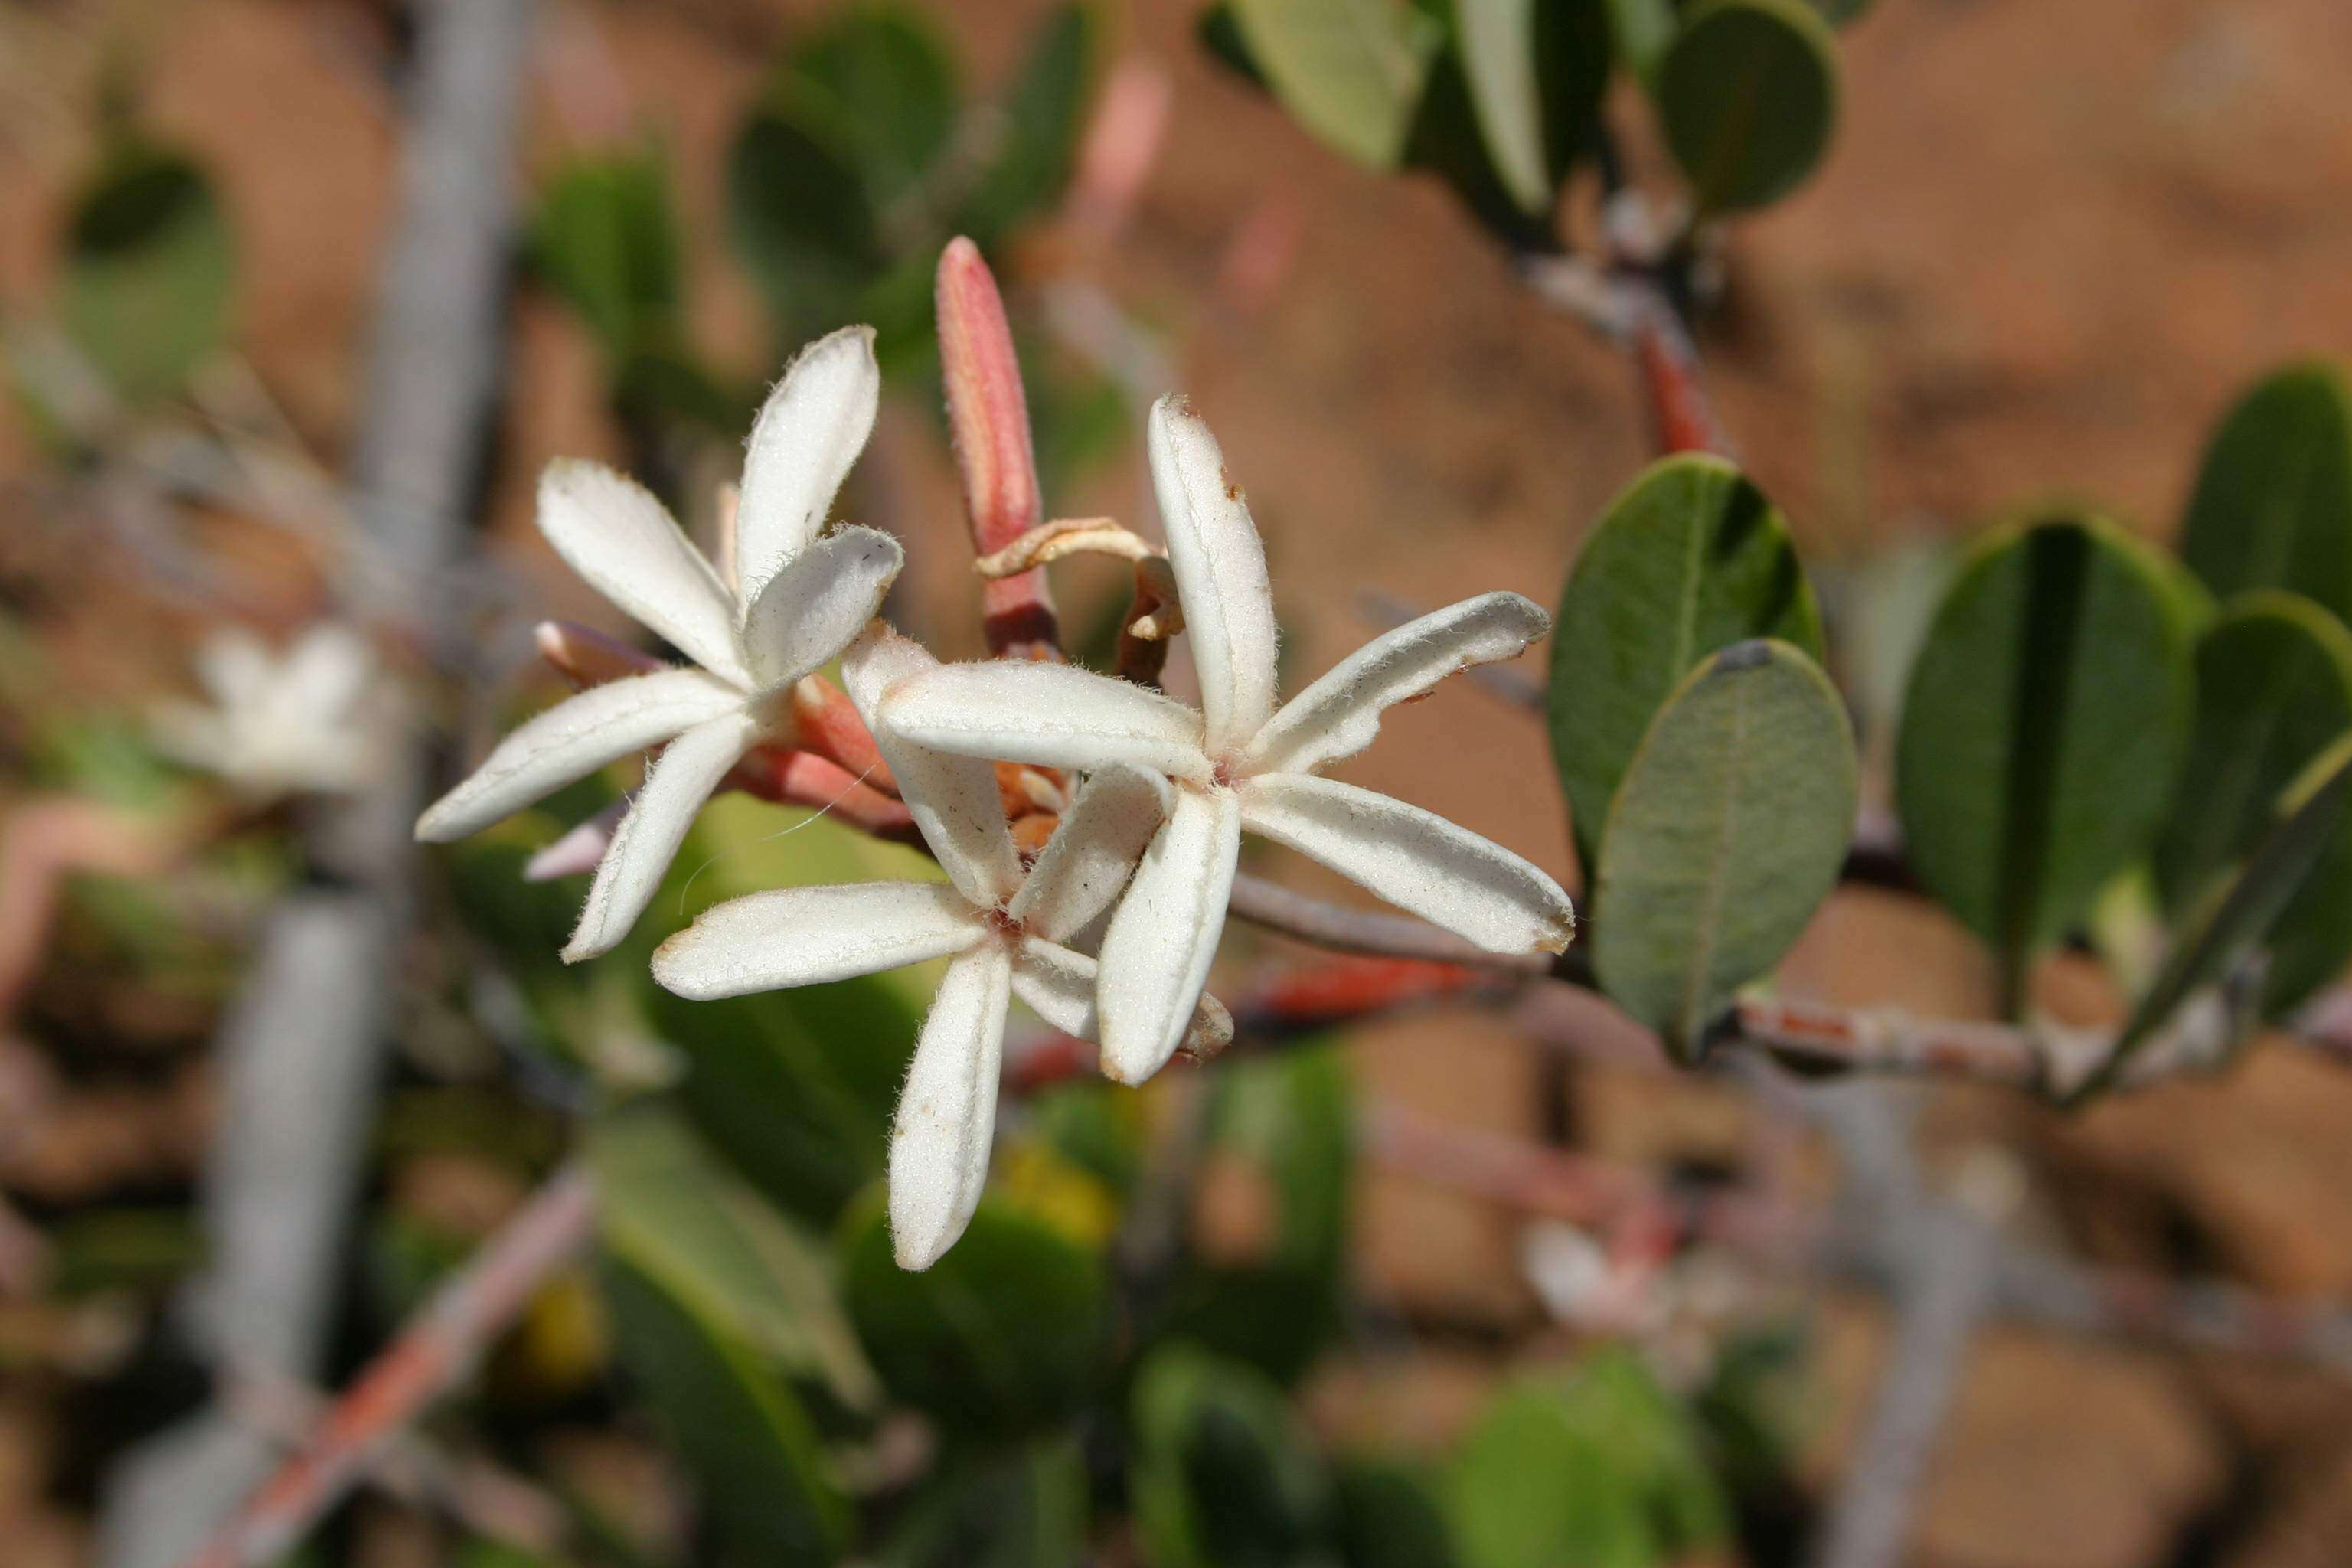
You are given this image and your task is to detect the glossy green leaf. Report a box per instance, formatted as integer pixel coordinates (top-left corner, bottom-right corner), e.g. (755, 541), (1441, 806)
(2078, 734), (2352, 1099)
(599, 1248), (848, 1565)
(1230, 0), (1444, 167)
(2178, 362), (2352, 624)
(590, 1102), (877, 1413)
(880, 1434), (1089, 1568)
(528, 150), (681, 361)
(1655, 0), (1838, 215)
(1593, 639), (1857, 1056)
(956, 3), (1099, 245)
(1159, 1044), (1354, 1382)
(1895, 514), (2194, 1005)
(1132, 1344), (1332, 1568)
(1455, 0), (1609, 213)
(1333, 1459), (1461, 1568)
(838, 1189), (1110, 1435)
(61, 140), (234, 400)
(1550, 454), (1824, 870)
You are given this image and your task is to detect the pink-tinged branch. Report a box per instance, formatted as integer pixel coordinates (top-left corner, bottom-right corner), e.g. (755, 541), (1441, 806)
(1623, 278), (1733, 459)
(787, 675), (895, 792)
(937, 237), (1061, 660)
(181, 1163), (596, 1568)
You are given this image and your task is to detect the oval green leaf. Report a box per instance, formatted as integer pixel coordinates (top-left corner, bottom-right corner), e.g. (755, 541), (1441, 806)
(1550, 454), (1824, 871)
(62, 140), (234, 400)
(838, 1189), (1109, 1435)
(1455, 0), (1609, 214)
(2178, 361), (2352, 624)
(1592, 639), (1857, 1057)
(955, 2), (1100, 246)
(528, 150), (683, 362)
(1230, 0), (1443, 167)
(1895, 514), (2193, 1005)
(1655, 0), (1838, 216)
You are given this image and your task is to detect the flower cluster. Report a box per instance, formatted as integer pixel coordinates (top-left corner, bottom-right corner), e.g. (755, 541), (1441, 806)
(419, 318), (1574, 1269)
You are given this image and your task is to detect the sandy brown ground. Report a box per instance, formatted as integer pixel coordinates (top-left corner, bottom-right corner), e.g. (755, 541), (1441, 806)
(5, 1), (2352, 1563)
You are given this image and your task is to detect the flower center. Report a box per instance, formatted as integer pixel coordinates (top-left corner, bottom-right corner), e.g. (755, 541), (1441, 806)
(984, 905), (1026, 941)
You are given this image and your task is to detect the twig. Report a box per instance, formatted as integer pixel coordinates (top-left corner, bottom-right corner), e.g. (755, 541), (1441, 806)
(180, 1164), (597, 1568)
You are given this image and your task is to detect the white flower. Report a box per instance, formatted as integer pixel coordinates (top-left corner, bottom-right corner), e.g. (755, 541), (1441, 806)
(415, 327), (903, 961)
(153, 623), (379, 800)
(652, 625), (1230, 1269)
(880, 396), (1576, 1085)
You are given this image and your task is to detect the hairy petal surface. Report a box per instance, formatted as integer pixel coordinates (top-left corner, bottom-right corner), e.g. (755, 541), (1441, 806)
(841, 627), (1024, 907)
(652, 881), (985, 999)
(736, 326), (880, 611)
(1247, 592), (1552, 776)
(565, 708), (767, 961)
(1007, 765), (1172, 942)
(1095, 785), (1242, 1084)
(882, 660), (1212, 782)
(415, 668), (740, 843)
(537, 460), (749, 687)
(743, 525), (903, 690)
(1011, 939), (1233, 1059)
(1239, 773), (1576, 955)
(1148, 397), (1280, 753)
(890, 942), (1013, 1271)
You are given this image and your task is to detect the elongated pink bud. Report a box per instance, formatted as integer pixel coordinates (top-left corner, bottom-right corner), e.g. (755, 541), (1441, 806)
(937, 237), (1060, 660)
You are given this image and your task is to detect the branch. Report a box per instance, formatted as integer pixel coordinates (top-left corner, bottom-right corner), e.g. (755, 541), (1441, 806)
(181, 1163), (596, 1568)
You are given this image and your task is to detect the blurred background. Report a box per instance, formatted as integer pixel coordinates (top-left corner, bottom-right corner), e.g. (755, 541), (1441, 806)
(4, 2), (2352, 1566)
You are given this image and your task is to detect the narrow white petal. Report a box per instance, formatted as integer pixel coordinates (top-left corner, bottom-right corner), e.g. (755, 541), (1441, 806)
(1148, 397), (1280, 753)
(652, 881), (985, 999)
(881, 660), (1212, 782)
(537, 461), (750, 687)
(743, 525), (903, 690)
(736, 326), (880, 612)
(1014, 937), (1231, 1057)
(523, 798), (627, 882)
(1006, 765), (1172, 942)
(1246, 592), (1552, 776)
(841, 626), (1023, 907)
(278, 626), (374, 720)
(564, 709), (766, 961)
(1239, 773), (1576, 955)
(890, 943), (1013, 1270)
(1095, 785), (1241, 1084)
(415, 669), (740, 843)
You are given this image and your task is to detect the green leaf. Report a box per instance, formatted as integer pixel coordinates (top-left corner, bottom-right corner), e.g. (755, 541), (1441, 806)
(1655, 0), (1839, 216)
(1132, 1344), (1333, 1568)
(590, 1102), (878, 1413)
(600, 1247), (848, 1565)
(1333, 1459), (1461, 1568)
(1449, 1380), (1650, 1568)
(1230, 0), (1444, 167)
(1592, 639), (1857, 1056)
(2178, 362), (2352, 624)
(1806, 0), (1874, 21)
(527, 149), (682, 361)
(60, 139), (234, 400)
(1603, 0), (1678, 79)
(957, 4), (1100, 246)
(1548, 454), (1824, 871)
(771, 5), (961, 209)
(2078, 733), (2352, 1099)
(1455, 0), (1609, 214)
(880, 1434), (1089, 1568)
(838, 1189), (1110, 1436)
(1895, 514), (2194, 1007)
(1548, 1348), (1733, 1554)
(1159, 1044), (1354, 1381)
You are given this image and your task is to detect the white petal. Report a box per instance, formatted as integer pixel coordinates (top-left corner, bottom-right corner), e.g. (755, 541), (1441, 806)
(841, 626), (1023, 907)
(1013, 937), (1230, 1057)
(415, 668), (741, 843)
(1246, 592), (1552, 776)
(652, 881), (985, 998)
(537, 461), (750, 687)
(1006, 765), (1172, 942)
(1094, 785), (1240, 1084)
(194, 627), (273, 706)
(743, 525), (903, 690)
(890, 943), (1012, 1271)
(277, 626), (374, 720)
(523, 798), (627, 881)
(564, 708), (766, 961)
(1148, 397), (1280, 753)
(1238, 773), (1575, 955)
(736, 326), (880, 612)
(880, 660), (1212, 782)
